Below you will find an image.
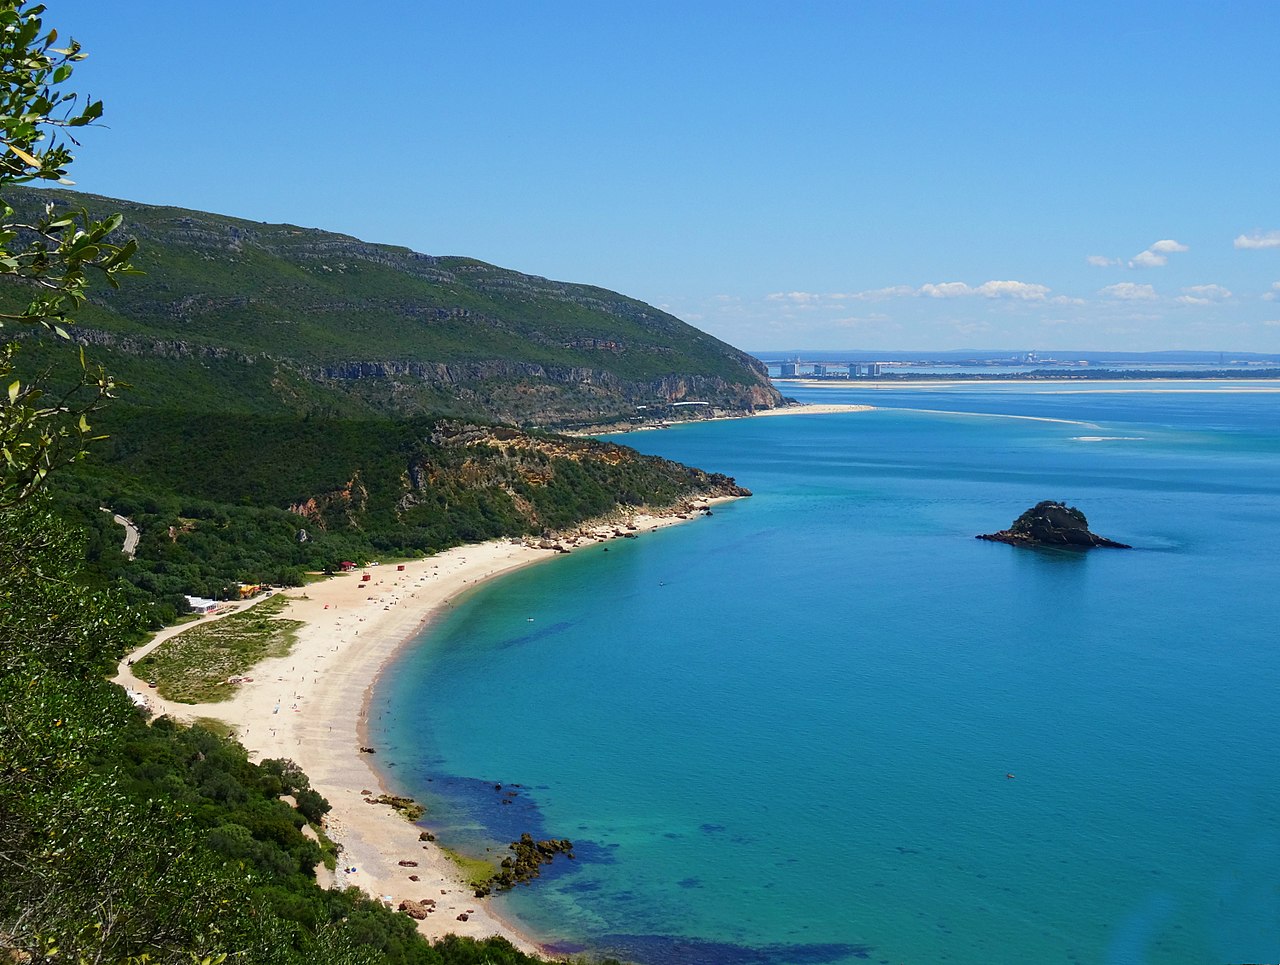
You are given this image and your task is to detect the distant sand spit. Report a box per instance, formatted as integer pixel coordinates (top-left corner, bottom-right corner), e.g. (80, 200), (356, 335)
(892, 407), (1099, 428)
(115, 501), (738, 955)
(751, 402), (875, 416)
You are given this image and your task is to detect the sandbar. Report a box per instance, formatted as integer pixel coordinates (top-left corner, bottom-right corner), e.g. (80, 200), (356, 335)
(114, 500), (737, 956)
(749, 402), (874, 416)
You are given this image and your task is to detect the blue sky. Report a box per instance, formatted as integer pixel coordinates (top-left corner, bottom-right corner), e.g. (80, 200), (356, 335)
(49, 1), (1280, 352)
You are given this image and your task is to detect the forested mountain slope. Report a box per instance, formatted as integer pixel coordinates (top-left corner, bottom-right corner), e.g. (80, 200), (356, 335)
(8, 186), (780, 427)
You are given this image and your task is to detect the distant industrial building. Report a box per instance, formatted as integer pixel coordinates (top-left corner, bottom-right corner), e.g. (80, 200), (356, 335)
(780, 361), (799, 377)
(849, 362), (882, 377)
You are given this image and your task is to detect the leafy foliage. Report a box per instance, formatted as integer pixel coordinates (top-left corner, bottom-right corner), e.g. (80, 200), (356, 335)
(0, 2), (139, 506)
(37, 413), (744, 624)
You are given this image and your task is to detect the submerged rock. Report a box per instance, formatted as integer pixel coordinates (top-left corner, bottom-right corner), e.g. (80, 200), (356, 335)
(977, 501), (1130, 549)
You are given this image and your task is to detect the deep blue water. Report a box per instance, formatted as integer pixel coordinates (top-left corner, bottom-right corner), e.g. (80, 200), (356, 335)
(373, 382), (1280, 964)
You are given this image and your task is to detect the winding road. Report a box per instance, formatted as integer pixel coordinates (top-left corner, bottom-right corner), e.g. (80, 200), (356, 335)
(101, 507), (140, 559)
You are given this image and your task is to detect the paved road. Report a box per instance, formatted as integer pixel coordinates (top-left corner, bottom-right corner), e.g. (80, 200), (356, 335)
(101, 507), (139, 559)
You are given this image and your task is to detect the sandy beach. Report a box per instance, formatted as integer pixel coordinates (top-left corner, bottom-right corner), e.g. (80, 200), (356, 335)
(113, 501), (735, 957)
(748, 402), (875, 416)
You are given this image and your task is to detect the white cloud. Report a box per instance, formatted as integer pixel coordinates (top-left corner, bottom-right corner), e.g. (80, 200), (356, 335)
(1183, 283), (1231, 298)
(974, 280), (1050, 300)
(1176, 284), (1232, 305)
(1234, 231), (1280, 250)
(1100, 282), (1158, 300)
(1086, 255), (1119, 268)
(770, 281), (1053, 304)
(765, 291), (823, 304)
(919, 281), (973, 298)
(849, 285), (916, 301)
(1129, 238), (1189, 269)
(915, 279), (1050, 300)
(1129, 249), (1167, 268)
(1263, 282), (1280, 302)
(1263, 319), (1280, 327)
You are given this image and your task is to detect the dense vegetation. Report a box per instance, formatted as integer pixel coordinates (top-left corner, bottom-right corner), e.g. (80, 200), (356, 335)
(44, 412), (746, 627)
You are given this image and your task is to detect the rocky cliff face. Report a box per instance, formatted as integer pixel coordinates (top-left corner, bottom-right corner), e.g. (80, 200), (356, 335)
(977, 501), (1131, 549)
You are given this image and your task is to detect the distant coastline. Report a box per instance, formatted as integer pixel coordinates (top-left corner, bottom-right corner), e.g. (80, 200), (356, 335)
(775, 371), (1280, 385)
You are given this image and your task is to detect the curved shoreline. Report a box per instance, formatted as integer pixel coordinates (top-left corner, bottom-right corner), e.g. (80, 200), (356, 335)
(114, 500), (738, 957)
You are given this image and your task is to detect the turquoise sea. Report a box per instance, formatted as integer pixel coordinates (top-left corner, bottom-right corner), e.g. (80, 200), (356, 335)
(372, 382), (1280, 965)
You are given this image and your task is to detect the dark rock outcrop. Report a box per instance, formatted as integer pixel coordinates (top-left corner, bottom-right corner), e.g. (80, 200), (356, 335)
(977, 501), (1130, 549)
(473, 833), (575, 898)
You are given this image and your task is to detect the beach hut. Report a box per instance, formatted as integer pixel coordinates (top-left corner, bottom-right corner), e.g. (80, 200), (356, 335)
(339, 561), (356, 572)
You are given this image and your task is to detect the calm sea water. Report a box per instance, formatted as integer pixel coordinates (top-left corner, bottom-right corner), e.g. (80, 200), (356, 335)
(372, 382), (1280, 965)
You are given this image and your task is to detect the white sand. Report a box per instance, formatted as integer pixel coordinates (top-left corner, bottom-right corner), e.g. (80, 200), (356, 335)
(114, 500), (737, 955)
(749, 402), (874, 416)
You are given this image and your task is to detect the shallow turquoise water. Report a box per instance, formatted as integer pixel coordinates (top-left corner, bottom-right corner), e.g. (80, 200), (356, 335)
(373, 383), (1280, 964)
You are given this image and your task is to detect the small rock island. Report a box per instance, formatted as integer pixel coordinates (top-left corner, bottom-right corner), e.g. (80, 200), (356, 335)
(977, 500), (1131, 549)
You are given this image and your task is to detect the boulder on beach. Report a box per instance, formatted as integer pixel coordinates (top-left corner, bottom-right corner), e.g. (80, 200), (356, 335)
(977, 501), (1130, 549)
(399, 899), (429, 920)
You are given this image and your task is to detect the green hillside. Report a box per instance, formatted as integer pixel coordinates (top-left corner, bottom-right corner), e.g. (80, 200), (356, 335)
(7, 185), (780, 427)
(3, 187), (767, 623)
